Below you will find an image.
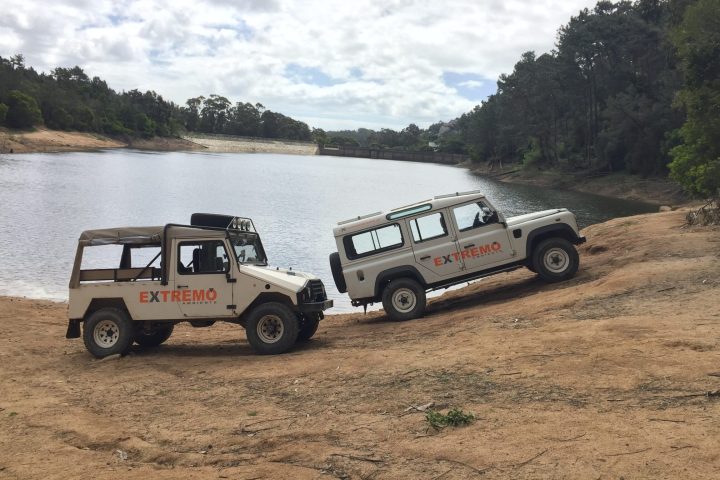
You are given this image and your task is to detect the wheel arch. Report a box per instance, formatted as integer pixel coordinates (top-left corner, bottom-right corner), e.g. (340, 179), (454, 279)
(241, 292), (297, 321)
(374, 266), (427, 299)
(83, 298), (131, 320)
(525, 225), (581, 261)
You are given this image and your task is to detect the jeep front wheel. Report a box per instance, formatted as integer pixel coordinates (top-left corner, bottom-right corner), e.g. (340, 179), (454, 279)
(134, 322), (174, 347)
(382, 278), (426, 321)
(297, 315), (320, 341)
(245, 302), (299, 354)
(83, 308), (134, 358)
(532, 238), (579, 282)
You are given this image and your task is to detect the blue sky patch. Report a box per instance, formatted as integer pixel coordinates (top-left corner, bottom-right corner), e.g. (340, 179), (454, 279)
(286, 64), (341, 87)
(443, 72), (496, 101)
(210, 19), (254, 40)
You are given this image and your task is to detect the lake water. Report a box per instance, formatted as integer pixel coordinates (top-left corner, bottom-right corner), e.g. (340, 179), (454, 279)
(0, 150), (655, 311)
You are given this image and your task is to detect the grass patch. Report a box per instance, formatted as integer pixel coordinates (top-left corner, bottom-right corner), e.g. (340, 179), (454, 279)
(426, 408), (475, 430)
(247, 411), (257, 416)
(8, 412), (17, 417)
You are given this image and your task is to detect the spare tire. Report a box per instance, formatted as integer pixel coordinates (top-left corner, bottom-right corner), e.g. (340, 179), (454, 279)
(329, 252), (347, 293)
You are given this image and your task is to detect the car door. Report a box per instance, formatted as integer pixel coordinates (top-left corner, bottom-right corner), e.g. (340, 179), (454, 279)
(173, 238), (235, 318)
(406, 210), (463, 278)
(450, 201), (515, 273)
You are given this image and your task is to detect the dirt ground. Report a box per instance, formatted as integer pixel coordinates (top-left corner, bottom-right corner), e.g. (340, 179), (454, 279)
(1, 210), (719, 479)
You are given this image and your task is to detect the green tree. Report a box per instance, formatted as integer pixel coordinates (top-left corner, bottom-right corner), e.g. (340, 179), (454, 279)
(0, 102), (8, 124)
(5, 90), (42, 128)
(669, 0), (720, 197)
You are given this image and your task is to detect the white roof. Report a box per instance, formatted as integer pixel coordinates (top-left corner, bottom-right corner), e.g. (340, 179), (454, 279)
(333, 190), (486, 236)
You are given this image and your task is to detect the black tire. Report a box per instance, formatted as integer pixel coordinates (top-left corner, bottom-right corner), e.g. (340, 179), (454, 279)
(382, 277), (426, 321)
(245, 302), (299, 355)
(134, 322), (174, 347)
(83, 308), (134, 358)
(532, 237), (579, 282)
(329, 252), (347, 293)
(297, 315), (320, 341)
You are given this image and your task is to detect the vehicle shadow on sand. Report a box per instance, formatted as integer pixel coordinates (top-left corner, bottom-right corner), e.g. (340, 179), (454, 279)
(127, 338), (330, 358)
(360, 269), (594, 326)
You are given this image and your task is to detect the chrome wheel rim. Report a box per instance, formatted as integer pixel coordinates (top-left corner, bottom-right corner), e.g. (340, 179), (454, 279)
(257, 315), (284, 344)
(93, 319), (120, 348)
(543, 247), (570, 273)
(391, 288), (417, 313)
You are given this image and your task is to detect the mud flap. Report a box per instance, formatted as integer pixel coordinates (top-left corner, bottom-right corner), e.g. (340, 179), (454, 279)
(66, 319), (81, 339)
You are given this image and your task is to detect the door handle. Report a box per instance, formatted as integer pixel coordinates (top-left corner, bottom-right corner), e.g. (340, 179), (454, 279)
(464, 244), (475, 249)
(177, 285), (188, 289)
(420, 255), (431, 260)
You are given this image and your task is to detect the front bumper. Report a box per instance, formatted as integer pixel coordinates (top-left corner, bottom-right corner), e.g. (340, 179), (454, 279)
(299, 299), (333, 312)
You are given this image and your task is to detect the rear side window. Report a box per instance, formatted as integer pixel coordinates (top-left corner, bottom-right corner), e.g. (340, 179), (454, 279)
(408, 212), (448, 243)
(343, 224), (403, 259)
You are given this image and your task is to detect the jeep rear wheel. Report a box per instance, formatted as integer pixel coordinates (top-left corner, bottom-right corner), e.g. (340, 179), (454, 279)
(382, 278), (426, 321)
(245, 302), (299, 354)
(83, 308), (134, 358)
(134, 322), (174, 347)
(532, 238), (579, 282)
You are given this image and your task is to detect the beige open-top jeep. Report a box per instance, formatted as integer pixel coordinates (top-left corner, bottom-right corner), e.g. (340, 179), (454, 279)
(67, 213), (332, 357)
(329, 191), (585, 320)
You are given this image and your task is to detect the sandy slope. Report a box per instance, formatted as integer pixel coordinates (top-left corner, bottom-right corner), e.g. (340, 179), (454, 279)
(0, 210), (719, 479)
(0, 128), (125, 153)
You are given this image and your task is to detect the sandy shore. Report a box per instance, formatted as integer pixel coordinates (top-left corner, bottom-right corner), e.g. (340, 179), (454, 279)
(182, 134), (319, 155)
(468, 163), (688, 206)
(0, 128), (203, 154)
(1, 210), (719, 479)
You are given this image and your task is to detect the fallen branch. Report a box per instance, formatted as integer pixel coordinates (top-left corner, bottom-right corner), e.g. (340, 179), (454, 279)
(512, 448), (548, 468)
(439, 458), (491, 475)
(547, 433), (586, 442)
(329, 453), (383, 464)
(605, 447), (651, 457)
(648, 418), (686, 423)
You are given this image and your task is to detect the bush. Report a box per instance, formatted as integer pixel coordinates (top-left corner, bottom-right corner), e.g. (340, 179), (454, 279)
(425, 408), (476, 430)
(5, 91), (42, 128)
(0, 102), (8, 125)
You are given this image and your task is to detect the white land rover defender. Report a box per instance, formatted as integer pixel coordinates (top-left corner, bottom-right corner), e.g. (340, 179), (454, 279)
(329, 191), (586, 320)
(67, 213), (332, 357)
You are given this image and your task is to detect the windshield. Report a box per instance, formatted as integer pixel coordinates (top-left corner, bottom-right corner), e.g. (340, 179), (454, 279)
(229, 232), (267, 265)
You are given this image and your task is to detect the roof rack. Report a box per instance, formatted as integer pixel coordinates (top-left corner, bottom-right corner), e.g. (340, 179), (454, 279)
(389, 198), (433, 212)
(434, 190), (485, 200)
(337, 211), (382, 225)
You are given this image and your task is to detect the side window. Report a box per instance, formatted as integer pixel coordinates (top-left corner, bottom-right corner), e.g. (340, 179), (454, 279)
(453, 202), (495, 232)
(177, 240), (229, 274)
(344, 224), (403, 259)
(408, 212), (447, 243)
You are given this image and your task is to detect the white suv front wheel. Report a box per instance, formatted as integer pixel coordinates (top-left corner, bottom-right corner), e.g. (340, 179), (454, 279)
(532, 238), (579, 282)
(382, 278), (427, 321)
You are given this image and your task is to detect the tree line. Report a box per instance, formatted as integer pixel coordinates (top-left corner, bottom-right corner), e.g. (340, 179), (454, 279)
(322, 0), (718, 198)
(0, 55), (312, 141)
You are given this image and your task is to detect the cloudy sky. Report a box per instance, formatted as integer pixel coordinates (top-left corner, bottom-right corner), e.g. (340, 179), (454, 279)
(0, 0), (598, 130)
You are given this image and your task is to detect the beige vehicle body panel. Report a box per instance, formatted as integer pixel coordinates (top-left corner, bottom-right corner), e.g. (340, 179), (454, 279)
(332, 191), (583, 302)
(69, 221), (330, 322)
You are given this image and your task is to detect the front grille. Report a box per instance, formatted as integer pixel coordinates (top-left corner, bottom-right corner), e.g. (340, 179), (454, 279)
(307, 280), (327, 302)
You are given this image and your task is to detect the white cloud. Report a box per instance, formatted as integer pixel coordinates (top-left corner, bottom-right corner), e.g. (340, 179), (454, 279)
(0, 0), (598, 130)
(458, 80), (484, 89)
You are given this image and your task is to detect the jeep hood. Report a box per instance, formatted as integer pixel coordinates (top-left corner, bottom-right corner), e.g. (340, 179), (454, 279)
(505, 209), (567, 227)
(240, 265), (316, 292)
